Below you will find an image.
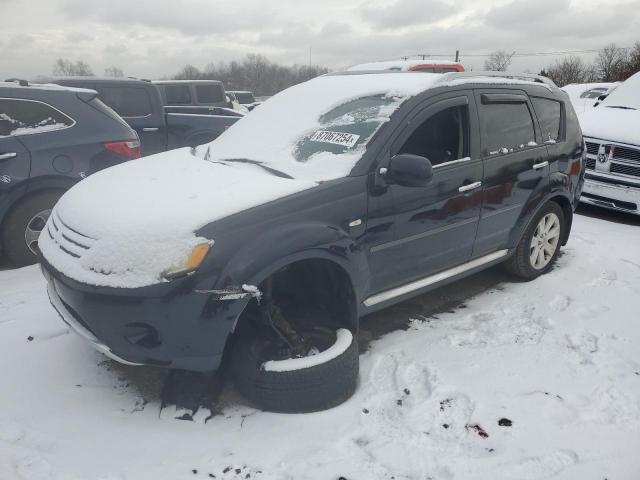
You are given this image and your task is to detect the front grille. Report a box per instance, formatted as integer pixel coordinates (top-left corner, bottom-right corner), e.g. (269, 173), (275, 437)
(586, 142), (600, 155)
(47, 211), (95, 260)
(613, 145), (640, 163)
(611, 162), (640, 178)
(585, 158), (596, 170)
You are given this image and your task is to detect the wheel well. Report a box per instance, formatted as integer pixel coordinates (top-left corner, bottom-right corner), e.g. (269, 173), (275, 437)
(237, 258), (359, 334)
(548, 195), (573, 245)
(0, 188), (64, 248)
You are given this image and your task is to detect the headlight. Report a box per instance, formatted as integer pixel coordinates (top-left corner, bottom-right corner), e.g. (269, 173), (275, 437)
(163, 241), (213, 279)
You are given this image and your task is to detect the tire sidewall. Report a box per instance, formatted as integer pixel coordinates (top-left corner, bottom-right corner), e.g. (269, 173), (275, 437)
(232, 328), (359, 413)
(2, 191), (62, 266)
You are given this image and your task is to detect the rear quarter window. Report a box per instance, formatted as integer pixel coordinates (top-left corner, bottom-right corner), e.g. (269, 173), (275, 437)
(164, 85), (192, 105)
(0, 98), (74, 137)
(195, 84), (225, 103)
(96, 86), (152, 117)
(531, 97), (562, 142)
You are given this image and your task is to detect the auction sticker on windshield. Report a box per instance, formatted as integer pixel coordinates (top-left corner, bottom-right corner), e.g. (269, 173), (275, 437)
(310, 130), (360, 148)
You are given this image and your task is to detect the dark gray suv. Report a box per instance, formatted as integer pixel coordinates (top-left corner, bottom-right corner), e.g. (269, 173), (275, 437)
(0, 80), (139, 266)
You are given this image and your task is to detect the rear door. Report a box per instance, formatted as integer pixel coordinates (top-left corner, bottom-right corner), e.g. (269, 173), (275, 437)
(95, 85), (166, 156)
(473, 90), (549, 255)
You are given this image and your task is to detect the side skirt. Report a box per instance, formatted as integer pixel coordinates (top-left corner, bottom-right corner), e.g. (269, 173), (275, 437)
(363, 249), (509, 308)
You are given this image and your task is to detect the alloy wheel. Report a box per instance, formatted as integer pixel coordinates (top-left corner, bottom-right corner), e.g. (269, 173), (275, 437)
(24, 209), (51, 255)
(529, 212), (561, 270)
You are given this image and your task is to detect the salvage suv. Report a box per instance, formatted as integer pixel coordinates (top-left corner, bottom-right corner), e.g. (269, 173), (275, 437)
(39, 71), (584, 413)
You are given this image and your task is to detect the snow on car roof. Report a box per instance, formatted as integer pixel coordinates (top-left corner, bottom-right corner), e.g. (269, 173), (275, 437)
(348, 59), (461, 71)
(0, 81), (96, 94)
(600, 71), (640, 110)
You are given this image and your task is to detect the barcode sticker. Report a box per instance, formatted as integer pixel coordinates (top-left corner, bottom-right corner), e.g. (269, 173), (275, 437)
(310, 130), (360, 148)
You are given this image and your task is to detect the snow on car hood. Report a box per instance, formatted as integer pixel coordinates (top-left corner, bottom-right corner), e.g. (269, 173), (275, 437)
(39, 149), (315, 288)
(579, 107), (640, 146)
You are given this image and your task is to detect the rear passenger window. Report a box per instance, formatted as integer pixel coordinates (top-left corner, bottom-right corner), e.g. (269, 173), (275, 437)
(481, 102), (536, 155)
(196, 84), (225, 103)
(531, 97), (562, 142)
(0, 99), (73, 137)
(164, 85), (192, 105)
(398, 105), (469, 166)
(96, 87), (152, 117)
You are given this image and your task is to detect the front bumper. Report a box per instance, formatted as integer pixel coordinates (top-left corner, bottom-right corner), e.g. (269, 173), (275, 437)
(580, 175), (640, 215)
(41, 259), (250, 372)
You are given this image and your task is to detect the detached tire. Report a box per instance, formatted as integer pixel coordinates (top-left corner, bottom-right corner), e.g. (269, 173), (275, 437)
(2, 191), (61, 267)
(232, 327), (359, 413)
(505, 201), (565, 280)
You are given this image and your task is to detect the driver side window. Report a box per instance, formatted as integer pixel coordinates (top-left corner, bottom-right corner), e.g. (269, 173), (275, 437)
(398, 105), (470, 167)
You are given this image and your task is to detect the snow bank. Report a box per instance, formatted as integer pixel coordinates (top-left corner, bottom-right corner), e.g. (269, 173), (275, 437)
(39, 150), (315, 287)
(202, 73), (441, 181)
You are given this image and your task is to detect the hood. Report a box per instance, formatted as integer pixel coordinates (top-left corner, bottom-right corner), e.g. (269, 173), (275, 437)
(579, 107), (640, 147)
(40, 149), (315, 287)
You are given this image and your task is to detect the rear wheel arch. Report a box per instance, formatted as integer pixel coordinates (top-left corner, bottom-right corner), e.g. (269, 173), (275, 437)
(547, 194), (573, 245)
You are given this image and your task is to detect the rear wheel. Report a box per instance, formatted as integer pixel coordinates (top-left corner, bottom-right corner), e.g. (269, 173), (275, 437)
(505, 201), (565, 280)
(2, 191), (61, 267)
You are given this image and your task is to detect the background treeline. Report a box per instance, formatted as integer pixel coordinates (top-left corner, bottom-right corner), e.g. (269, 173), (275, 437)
(171, 54), (329, 96)
(51, 42), (640, 94)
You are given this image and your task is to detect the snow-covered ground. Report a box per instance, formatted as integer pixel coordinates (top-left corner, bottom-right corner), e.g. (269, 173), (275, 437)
(1, 207), (639, 480)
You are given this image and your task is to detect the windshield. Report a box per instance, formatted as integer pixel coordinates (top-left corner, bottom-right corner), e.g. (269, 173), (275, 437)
(601, 72), (640, 110)
(203, 73), (438, 181)
(234, 92), (255, 104)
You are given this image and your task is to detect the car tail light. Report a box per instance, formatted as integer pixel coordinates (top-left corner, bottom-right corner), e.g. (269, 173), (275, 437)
(104, 140), (141, 159)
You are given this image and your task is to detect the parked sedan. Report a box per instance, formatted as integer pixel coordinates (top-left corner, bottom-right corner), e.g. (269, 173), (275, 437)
(0, 80), (140, 266)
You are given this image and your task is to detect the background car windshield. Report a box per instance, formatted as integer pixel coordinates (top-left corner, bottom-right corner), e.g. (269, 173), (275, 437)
(234, 92), (255, 103)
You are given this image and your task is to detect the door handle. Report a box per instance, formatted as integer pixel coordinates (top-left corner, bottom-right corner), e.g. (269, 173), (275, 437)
(142, 127), (159, 132)
(458, 181), (482, 193)
(0, 152), (17, 161)
(532, 161), (549, 170)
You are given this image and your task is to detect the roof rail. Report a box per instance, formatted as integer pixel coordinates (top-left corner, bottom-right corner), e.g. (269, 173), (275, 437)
(4, 78), (29, 87)
(438, 71), (557, 87)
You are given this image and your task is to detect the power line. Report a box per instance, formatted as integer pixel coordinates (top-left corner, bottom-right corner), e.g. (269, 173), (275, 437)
(402, 48), (627, 59)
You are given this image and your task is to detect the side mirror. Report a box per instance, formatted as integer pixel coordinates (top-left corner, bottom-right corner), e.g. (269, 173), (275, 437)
(385, 153), (433, 187)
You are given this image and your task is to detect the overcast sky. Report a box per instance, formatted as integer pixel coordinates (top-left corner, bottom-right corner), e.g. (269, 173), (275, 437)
(1, 0), (639, 80)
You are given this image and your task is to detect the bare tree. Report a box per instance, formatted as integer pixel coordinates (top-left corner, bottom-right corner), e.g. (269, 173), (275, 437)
(53, 58), (94, 76)
(104, 66), (124, 77)
(595, 43), (628, 82)
(544, 56), (592, 87)
(177, 55), (329, 96)
(173, 64), (202, 80)
(484, 50), (515, 71)
(622, 41), (640, 79)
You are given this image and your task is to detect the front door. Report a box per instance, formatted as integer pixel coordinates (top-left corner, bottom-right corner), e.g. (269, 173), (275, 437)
(366, 93), (483, 292)
(473, 90), (550, 255)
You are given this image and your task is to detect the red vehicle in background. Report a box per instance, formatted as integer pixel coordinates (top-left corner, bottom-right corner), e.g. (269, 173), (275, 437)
(347, 59), (465, 73)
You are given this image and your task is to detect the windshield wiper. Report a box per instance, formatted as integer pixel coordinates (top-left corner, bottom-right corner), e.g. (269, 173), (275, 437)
(606, 105), (636, 110)
(217, 158), (294, 179)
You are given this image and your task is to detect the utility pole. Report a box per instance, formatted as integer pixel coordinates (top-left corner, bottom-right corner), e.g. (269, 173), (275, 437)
(455, 50), (460, 62)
